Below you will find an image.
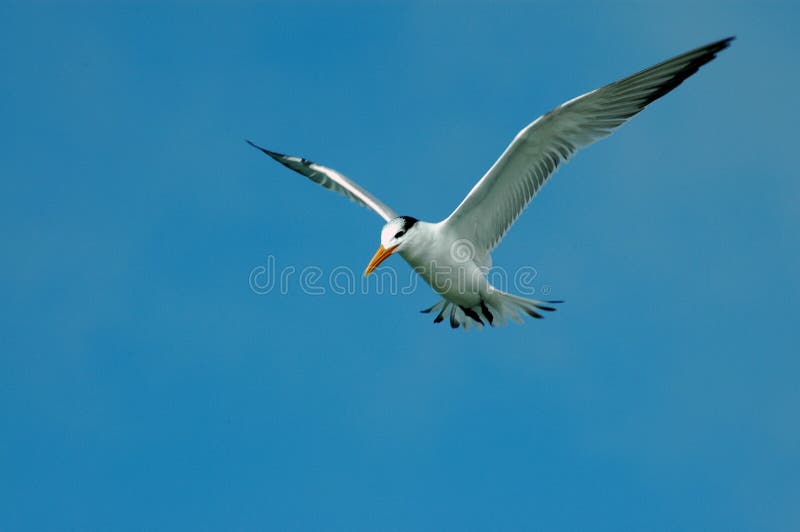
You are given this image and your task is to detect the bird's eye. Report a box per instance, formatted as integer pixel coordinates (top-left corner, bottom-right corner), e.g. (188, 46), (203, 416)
(394, 231), (405, 239)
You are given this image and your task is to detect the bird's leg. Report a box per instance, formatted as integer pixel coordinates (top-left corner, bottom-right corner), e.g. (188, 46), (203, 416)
(480, 300), (494, 326)
(460, 305), (484, 326)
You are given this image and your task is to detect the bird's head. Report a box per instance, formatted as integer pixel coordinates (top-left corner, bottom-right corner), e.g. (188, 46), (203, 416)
(364, 216), (419, 276)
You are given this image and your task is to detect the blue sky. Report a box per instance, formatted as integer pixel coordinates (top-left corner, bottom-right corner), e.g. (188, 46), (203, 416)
(1, 2), (798, 531)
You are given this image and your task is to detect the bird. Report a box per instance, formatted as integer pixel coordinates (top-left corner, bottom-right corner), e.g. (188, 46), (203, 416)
(247, 37), (733, 330)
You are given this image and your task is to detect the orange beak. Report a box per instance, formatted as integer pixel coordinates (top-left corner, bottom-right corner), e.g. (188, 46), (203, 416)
(364, 244), (399, 276)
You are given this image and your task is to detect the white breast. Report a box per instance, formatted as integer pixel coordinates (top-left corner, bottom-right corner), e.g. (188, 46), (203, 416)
(398, 221), (489, 307)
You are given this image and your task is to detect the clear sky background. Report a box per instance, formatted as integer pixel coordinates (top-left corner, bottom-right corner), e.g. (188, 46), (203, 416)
(1, 2), (798, 531)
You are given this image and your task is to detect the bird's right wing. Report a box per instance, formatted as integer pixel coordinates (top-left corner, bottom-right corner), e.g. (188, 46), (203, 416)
(247, 140), (398, 222)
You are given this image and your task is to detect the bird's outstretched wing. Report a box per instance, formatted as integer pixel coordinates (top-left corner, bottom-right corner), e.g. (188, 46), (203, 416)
(442, 37), (733, 259)
(247, 140), (398, 222)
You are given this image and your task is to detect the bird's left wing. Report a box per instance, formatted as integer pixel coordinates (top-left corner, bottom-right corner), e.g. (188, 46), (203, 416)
(441, 37), (733, 259)
(247, 140), (398, 222)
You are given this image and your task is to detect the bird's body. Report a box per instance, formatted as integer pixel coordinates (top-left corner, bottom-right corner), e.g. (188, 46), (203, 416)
(396, 221), (488, 307)
(248, 37), (733, 329)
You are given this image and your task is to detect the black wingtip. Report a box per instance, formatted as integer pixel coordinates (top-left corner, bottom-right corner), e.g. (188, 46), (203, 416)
(694, 36), (735, 54)
(634, 36), (736, 109)
(245, 139), (283, 158)
(711, 36), (735, 53)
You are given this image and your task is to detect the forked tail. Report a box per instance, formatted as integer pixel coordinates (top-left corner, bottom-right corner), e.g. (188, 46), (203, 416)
(421, 290), (562, 330)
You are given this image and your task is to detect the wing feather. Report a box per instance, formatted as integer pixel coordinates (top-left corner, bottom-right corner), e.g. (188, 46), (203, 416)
(247, 140), (398, 222)
(443, 37), (733, 257)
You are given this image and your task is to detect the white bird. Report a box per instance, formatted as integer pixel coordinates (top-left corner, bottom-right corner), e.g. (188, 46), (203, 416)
(248, 37), (733, 329)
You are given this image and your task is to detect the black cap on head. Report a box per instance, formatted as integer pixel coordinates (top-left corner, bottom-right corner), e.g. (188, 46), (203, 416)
(398, 216), (419, 230)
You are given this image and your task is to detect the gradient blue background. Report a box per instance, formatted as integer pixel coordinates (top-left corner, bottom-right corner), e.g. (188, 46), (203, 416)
(2, 2), (798, 531)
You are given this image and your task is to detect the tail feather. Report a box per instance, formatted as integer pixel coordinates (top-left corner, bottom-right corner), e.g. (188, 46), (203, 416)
(420, 290), (561, 330)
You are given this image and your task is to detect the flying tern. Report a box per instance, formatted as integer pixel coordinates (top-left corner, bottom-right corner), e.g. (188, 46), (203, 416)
(248, 37), (733, 329)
